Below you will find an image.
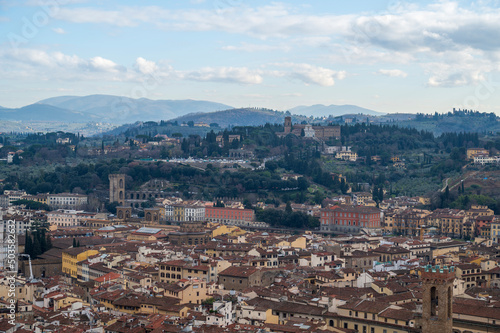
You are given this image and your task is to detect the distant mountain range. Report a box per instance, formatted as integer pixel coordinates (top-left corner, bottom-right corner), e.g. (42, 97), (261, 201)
(37, 95), (234, 124)
(0, 104), (98, 122)
(290, 104), (383, 117)
(0, 95), (384, 125)
(3, 94), (497, 136)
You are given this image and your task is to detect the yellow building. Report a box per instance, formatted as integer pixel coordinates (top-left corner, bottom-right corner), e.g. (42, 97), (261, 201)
(162, 279), (208, 305)
(62, 247), (99, 279)
(55, 296), (88, 311)
(173, 205), (185, 221)
(0, 278), (34, 303)
(467, 148), (489, 159)
(276, 235), (307, 250)
(211, 224), (246, 238)
(22, 194), (48, 205)
(159, 260), (210, 283)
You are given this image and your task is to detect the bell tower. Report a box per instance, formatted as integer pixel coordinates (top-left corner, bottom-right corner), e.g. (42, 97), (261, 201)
(284, 116), (292, 134)
(419, 265), (455, 333)
(109, 174), (126, 205)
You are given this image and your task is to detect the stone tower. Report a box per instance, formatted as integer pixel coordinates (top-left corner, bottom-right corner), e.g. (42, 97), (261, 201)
(144, 208), (160, 224)
(116, 206), (132, 220)
(109, 174), (126, 205)
(419, 265), (455, 333)
(284, 116), (292, 134)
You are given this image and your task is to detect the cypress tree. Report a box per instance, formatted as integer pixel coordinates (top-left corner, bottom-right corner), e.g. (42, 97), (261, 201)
(40, 229), (47, 253)
(32, 236), (41, 258)
(46, 235), (52, 251)
(24, 230), (32, 257)
(76, 240), (80, 247)
(72, 238), (77, 247)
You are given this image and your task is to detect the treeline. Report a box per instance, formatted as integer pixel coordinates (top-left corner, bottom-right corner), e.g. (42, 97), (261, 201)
(340, 123), (436, 157)
(24, 229), (52, 259)
(2, 158), (311, 202)
(416, 110), (497, 121)
(255, 204), (319, 229)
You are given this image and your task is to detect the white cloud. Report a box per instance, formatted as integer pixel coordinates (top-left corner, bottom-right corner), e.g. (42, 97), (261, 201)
(52, 27), (66, 34)
(378, 69), (408, 78)
(89, 56), (121, 72)
(48, 2), (500, 88)
(183, 67), (263, 84)
(135, 57), (158, 75)
(273, 63), (346, 87)
(222, 42), (290, 52)
(0, 49), (266, 85)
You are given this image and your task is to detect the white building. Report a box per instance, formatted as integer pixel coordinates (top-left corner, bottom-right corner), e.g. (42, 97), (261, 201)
(47, 193), (88, 209)
(47, 210), (96, 227)
(324, 146), (352, 155)
(303, 124), (315, 138)
(3, 190), (27, 205)
(207, 300), (234, 327)
(184, 205), (205, 222)
(474, 155), (500, 165)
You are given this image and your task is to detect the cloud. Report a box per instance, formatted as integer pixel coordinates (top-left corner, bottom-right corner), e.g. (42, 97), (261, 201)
(135, 57), (158, 75)
(183, 67), (263, 84)
(48, 2), (500, 87)
(52, 27), (66, 34)
(378, 69), (408, 78)
(222, 42), (291, 52)
(0, 48), (125, 80)
(0, 49), (266, 85)
(89, 56), (122, 72)
(275, 63), (346, 86)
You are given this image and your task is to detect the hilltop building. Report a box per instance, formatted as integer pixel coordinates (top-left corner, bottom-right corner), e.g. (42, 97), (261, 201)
(277, 116), (340, 140)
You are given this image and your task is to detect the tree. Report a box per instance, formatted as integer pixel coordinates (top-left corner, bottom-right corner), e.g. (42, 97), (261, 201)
(32, 236), (41, 258)
(24, 230), (32, 257)
(105, 201), (120, 214)
(73, 237), (77, 248)
(46, 234), (52, 251)
(40, 229), (47, 253)
(297, 177), (309, 191)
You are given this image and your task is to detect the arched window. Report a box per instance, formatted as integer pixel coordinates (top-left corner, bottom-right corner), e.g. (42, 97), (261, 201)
(448, 286), (452, 318)
(430, 286), (437, 316)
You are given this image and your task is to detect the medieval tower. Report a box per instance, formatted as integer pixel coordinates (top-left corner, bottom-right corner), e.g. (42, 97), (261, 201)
(284, 116), (292, 134)
(419, 265), (455, 333)
(109, 174), (126, 205)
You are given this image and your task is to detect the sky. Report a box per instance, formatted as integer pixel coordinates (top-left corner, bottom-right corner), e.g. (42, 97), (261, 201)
(1, 0), (500, 114)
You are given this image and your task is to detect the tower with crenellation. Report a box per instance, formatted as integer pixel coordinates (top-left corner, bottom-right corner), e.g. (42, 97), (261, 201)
(418, 264), (455, 333)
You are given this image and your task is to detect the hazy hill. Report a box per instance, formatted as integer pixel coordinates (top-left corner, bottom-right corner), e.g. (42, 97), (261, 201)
(171, 108), (313, 128)
(0, 104), (97, 122)
(38, 94), (233, 124)
(290, 104), (383, 117)
(397, 112), (500, 135)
